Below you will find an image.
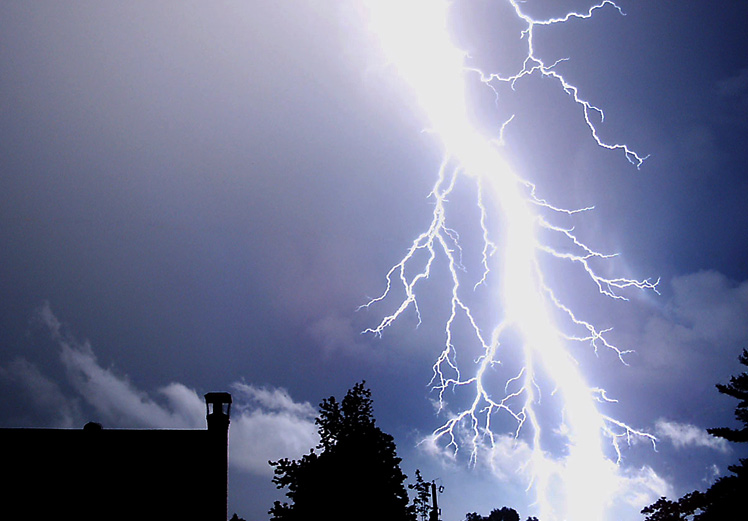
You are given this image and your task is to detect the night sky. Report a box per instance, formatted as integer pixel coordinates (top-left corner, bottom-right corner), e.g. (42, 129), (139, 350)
(2, 2), (748, 520)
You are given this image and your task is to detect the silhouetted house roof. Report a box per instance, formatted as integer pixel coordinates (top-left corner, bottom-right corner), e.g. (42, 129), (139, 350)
(1, 392), (232, 521)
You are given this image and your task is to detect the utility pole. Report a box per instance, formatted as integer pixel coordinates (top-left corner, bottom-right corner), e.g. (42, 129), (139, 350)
(429, 481), (441, 521)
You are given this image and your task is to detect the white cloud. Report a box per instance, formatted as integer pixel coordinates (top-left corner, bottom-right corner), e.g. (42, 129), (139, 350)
(0, 357), (81, 427)
(654, 419), (730, 453)
(230, 401), (319, 475)
(3, 302), (320, 477)
(233, 382), (317, 417)
(703, 463), (722, 485)
(58, 336), (203, 428)
(229, 382), (319, 475)
(420, 423), (674, 521)
(610, 465), (674, 518)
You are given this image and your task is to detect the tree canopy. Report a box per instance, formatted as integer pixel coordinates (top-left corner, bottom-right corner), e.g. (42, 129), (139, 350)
(465, 507), (524, 521)
(641, 349), (748, 521)
(269, 382), (413, 521)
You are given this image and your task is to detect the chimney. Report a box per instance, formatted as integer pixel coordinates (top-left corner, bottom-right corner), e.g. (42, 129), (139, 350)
(205, 392), (232, 432)
(205, 392), (232, 521)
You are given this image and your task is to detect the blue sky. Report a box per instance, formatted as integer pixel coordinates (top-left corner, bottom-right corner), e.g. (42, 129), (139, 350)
(2, 2), (748, 520)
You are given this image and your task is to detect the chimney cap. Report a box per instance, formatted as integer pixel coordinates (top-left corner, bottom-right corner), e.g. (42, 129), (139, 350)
(204, 392), (232, 405)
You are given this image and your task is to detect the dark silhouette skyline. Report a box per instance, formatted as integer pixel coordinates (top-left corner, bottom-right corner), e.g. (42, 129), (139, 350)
(1, 392), (232, 520)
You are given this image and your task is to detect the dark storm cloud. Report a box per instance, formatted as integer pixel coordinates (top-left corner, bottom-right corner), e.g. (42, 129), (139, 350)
(0, 0), (429, 383)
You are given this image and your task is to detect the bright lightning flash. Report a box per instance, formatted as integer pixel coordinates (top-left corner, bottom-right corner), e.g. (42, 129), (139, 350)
(359, 2), (658, 520)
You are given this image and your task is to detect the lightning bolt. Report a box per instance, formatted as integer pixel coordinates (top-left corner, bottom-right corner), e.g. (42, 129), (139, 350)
(357, 1), (658, 520)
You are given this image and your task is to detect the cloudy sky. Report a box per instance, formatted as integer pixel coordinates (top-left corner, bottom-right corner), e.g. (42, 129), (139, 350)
(2, 2), (748, 520)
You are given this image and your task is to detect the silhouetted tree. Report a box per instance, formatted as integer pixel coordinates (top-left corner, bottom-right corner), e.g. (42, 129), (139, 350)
(409, 469), (432, 521)
(229, 514), (246, 521)
(487, 507), (520, 521)
(464, 507), (521, 521)
(642, 349), (748, 521)
(641, 492), (707, 521)
(269, 382), (414, 521)
(708, 349), (748, 444)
